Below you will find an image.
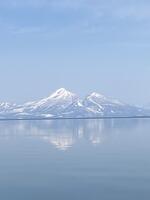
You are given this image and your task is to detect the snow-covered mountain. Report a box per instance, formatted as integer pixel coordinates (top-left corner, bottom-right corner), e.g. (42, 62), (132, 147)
(14, 88), (79, 118)
(83, 92), (145, 117)
(0, 88), (149, 119)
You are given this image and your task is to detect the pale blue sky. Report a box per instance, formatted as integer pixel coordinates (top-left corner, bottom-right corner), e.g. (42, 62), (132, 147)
(0, 0), (150, 105)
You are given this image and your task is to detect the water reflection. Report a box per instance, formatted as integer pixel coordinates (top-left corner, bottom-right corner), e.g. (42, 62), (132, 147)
(0, 119), (148, 151)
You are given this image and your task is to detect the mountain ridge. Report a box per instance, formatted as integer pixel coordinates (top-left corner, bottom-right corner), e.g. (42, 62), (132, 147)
(0, 88), (149, 119)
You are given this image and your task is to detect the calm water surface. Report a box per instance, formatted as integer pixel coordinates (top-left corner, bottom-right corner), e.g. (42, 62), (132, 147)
(0, 119), (150, 200)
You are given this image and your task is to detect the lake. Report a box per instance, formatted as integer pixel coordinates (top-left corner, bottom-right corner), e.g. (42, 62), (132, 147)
(0, 119), (150, 200)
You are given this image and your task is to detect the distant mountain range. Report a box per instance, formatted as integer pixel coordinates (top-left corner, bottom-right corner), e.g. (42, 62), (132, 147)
(0, 88), (150, 119)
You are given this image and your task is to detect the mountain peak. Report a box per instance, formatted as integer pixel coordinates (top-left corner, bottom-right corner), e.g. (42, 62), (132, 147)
(56, 88), (69, 94)
(49, 88), (76, 99)
(86, 92), (125, 106)
(88, 92), (106, 99)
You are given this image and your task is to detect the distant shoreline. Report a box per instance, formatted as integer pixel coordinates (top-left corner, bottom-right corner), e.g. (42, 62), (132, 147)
(0, 116), (150, 121)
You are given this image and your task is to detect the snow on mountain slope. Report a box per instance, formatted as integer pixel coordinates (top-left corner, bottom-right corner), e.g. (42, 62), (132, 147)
(0, 102), (17, 119)
(61, 100), (93, 118)
(0, 102), (12, 111)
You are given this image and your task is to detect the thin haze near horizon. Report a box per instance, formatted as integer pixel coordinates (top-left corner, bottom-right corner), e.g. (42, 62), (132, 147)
(0, 0), (150, 105)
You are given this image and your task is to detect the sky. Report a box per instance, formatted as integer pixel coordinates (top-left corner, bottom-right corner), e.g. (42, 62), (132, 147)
(0, 0), (150, 105)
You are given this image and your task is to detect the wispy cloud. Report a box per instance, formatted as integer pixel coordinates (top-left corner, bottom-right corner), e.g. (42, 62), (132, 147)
(1, 0), (150, 20)
(1, 0), (150, 39)
(0, 0), (85, 9)
(115, 4), (150, 21)
(10, 26), (46, 35)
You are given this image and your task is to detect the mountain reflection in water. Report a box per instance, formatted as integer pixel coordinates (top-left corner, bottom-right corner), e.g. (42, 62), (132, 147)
(0, 119), (145, 151)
